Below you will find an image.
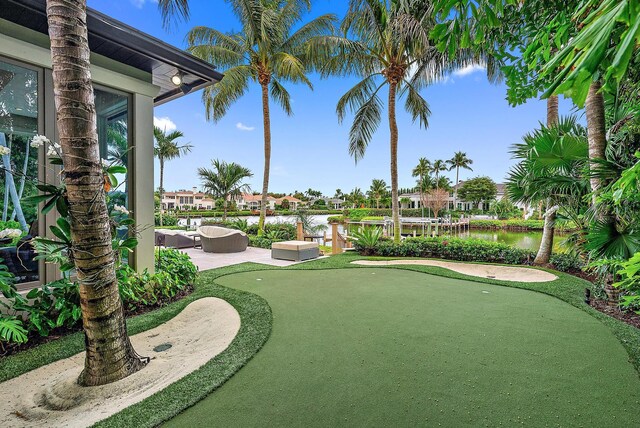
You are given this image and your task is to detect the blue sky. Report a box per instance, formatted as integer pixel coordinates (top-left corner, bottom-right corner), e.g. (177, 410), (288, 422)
(88, 0), (574, 196)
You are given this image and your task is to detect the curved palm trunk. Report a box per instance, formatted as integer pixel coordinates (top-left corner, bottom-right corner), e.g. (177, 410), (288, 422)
(47, 0), (146, 386)
(388, 82), (400, 243)
(585, 81), (607, 209)
(534, 205), (558, 265)
(159, 159), (164, 226)
(223, 197), (228, 221)
(534, 96), (561, 264)
(258, 82), (271, 236)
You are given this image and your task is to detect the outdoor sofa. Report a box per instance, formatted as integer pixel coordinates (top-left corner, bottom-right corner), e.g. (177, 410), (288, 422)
(155, 229), (199, 249)
(197, 226), (249, 253)
(271, 240), (319, 261)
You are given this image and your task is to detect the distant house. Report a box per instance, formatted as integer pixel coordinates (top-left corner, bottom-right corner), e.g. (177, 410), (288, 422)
(275, 195), (303, 210)
(308, 197), (344, 210)
(399, 182), (521, 212)
(162, 187), (215, 210)
(232, 193), (277, 211)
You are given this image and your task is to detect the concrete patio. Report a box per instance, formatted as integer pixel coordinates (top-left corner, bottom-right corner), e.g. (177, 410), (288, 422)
(180, 246), (324, 271)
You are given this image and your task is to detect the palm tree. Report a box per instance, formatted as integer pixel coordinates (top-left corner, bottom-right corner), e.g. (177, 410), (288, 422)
(412, 157), (431, 214)
(186, 0), (336, 236)
(446, 152), (473, 210)
(368, 179), (389, 209)
(431, 160), (447, 189)
(45, 0), (145, 386)
(318, 1), (485, 243)
(348, 187), (365, 208)
(153, 126), (192, 226)
(198, 159), (253, 220)
(506, 116), (589, 265)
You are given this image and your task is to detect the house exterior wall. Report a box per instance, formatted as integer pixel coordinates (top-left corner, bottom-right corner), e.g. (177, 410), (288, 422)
(1, 19), (160, 276)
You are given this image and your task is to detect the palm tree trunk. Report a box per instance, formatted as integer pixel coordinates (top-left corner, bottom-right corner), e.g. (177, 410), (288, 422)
(454, 166), (459, 211)
(547, 94), (559, 127)
(388, 82), (400, 244)
(159, 159), (164, 226)
(223, 197), (227, 221)
(585, 81), (607, 209)
(47, 0), (146, 386)
(534, 205), (558, 265)
(258, 82), (271, 236)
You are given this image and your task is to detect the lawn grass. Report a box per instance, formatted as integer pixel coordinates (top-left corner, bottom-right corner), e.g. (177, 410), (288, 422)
(166, 267), (640, 427)
(2, 253), (640, 427)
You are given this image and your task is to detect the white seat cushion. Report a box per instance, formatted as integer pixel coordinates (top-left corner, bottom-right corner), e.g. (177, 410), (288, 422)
(271, 240), (318, 251)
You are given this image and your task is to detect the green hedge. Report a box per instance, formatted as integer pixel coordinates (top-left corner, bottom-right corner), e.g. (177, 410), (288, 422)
(353, 236), (583, 271)
(469, 219), (576, 231)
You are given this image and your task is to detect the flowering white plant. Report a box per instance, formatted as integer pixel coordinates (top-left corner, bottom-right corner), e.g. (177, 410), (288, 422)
(101, 159), (110, 168)
(113, 205), (130, 215)
(0, 146), (10, 156)
(30, 135), (50, 148)
(0, 228), (23, 239)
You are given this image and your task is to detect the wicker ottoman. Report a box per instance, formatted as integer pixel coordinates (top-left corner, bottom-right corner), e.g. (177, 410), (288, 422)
(271, 240), (319, 261)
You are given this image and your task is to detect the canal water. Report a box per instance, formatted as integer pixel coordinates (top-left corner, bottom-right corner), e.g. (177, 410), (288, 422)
(177, 214), (556, 252)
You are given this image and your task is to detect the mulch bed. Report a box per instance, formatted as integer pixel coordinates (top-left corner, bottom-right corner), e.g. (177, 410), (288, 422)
(590, 298), (640, 330)
(0, 284), (194, 358)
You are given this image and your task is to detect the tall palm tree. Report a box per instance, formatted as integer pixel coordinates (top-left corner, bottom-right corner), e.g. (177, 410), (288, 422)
(186, 0), (336, 235)
(431, 160), (447, 189)
(446, 151), (473, 210)
(506, 116), (589, 265)
(198, 159), (253, 220)
(368, 178), (389, 209)
(45, 0), (145, 386)
(153, 126), (192, 226)
(317, 0), (487, 243)
(412, 157), (431, 214)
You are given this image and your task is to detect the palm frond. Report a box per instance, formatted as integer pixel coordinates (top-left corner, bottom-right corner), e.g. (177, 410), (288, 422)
(348, 91), (384, 162)
(400, 80), (430, 128)
(270, 79), (293, 116)
(336, 73), (382, 122)
(202, 65), (253, 121)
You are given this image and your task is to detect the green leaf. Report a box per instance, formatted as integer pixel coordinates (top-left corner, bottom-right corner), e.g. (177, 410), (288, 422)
(41, 196), (58, 215)
(56, 196), (69, 217)
(120, 237), (138, 250)
(107, 165), (127, 174)
(49, 225), (70, 244)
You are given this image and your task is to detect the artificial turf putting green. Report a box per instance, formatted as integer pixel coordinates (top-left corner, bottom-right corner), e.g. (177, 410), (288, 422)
(167, 268), (640, 427)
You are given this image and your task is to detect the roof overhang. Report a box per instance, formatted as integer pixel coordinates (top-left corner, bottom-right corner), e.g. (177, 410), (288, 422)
(0, 0), (223, 105)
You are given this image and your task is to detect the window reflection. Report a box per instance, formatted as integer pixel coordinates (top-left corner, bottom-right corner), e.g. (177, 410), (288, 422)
(0, 60), (39, 284)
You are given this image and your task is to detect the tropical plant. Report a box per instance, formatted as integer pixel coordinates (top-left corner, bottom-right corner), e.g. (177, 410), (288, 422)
(186, 0), (336, 236)
(198, 159), (253, 220)
(154, 126), (192, 226)
(431, 159), (448, 188)
(421, 188), (449, 218)
(316, 0), (491, 243)
(447, 151), (473, 208)
(412, 157), (431, 214)
(350, 226), (384, 256)
(367, 179), (389, 209)
(506, 117), (589, 264)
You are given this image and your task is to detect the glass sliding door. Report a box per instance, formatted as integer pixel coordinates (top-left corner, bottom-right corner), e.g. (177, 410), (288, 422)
(0, 59), (40, 284)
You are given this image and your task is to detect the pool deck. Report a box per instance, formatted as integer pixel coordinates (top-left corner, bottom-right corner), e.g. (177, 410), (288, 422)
(181, 246), (324, 271)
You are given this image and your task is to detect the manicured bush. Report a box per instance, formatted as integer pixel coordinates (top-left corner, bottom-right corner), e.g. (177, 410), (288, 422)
(155, 212), (178, 226)
(549, 253), (585, 272)
(354, 236), (537, 266)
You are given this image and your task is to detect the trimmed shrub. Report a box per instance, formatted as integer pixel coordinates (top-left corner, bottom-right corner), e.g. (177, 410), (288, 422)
(354, 236), (536, 266)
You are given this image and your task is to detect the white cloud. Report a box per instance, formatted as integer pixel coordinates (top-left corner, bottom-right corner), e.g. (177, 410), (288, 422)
(236, 122), (255, 132)
(130, 0), (158, 8)
(154, 116), (177, 132)
(453, 64), (486, 77)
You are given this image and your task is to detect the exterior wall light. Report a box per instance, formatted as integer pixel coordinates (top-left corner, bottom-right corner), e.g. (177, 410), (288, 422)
(171, 72), (183, 86)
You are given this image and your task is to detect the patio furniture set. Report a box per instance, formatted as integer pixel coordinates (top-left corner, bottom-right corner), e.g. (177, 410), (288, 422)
(155, 226), (319, 261)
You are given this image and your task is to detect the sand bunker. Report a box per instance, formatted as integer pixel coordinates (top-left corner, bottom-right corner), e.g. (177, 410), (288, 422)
(0, 297), (240, 428)
(352, 259), (557, 282)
